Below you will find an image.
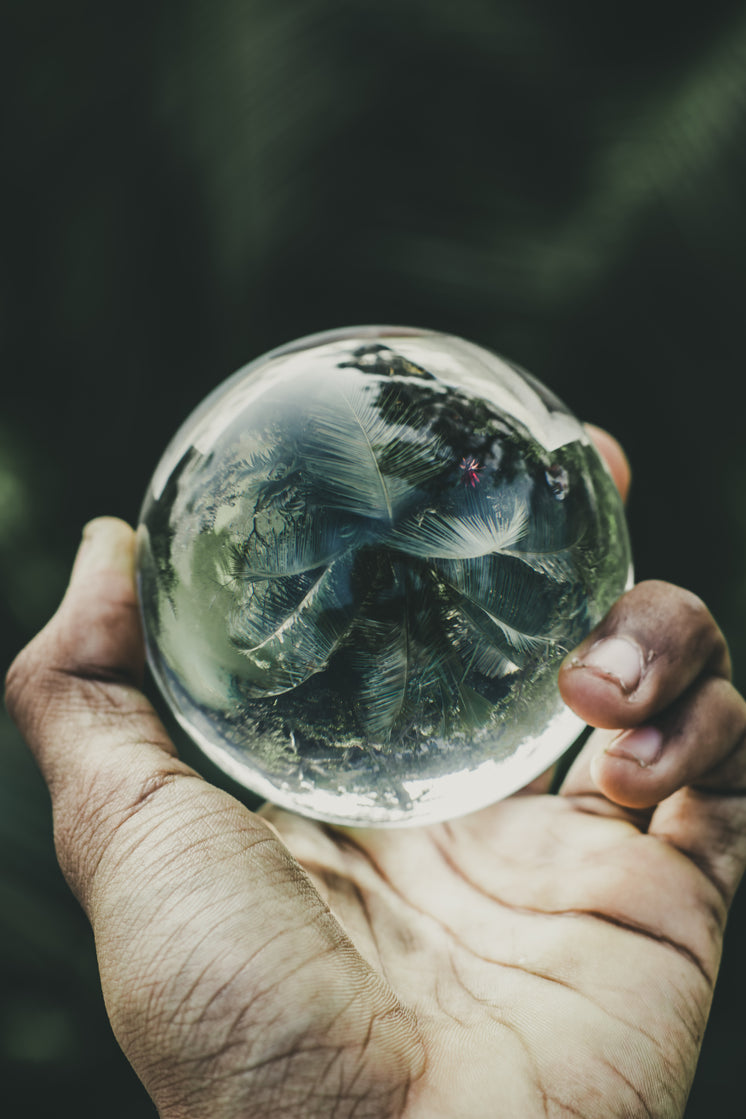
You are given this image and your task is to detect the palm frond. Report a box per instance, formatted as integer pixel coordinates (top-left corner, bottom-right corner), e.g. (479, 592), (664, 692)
(352, 615), (410, 742)
(448, 596), (525, 673)
(228, 569), (319, 648)
(436, 552), (568, 638)
(233, 512), (359, 578)
(417, 643), (495, 733)
(386, 492), (529, 559)
(502, 547), (577, 582)
(228, 552), (358, 694)
(299, 378), (442, 521)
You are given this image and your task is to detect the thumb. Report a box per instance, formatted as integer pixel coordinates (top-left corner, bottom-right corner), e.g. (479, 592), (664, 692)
(4, 516), (206, 904)
(4, 519), (421, 1117)
(4, 516), (330, 915)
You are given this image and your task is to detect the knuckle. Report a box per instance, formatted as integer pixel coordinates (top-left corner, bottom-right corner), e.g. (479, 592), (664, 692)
(635, 579), (710, 619)
(630, 580), (724, 653)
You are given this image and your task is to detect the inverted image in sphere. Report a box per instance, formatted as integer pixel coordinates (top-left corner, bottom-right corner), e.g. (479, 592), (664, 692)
(137, 326), (632, 825)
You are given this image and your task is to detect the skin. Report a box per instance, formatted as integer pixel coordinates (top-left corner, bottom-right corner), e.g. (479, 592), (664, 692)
(5, 429), (746, 1118)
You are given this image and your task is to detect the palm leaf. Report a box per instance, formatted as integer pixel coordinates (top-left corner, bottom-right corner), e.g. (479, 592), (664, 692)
(347, 558), (414, 742)
(350, 560), (463, 743)
(501, 546), (578, 582)
(416, 641), (495, 734)
(352, 615), (411, 742)
(449, 596), (526, 673)
(228, 551), (358, 694)
(299, 378), (442, 521)
(233, 512), (359, 578)
(385, 490), (529, 559)
(435, 552), (573, 638)
(228, 568), (319, 649)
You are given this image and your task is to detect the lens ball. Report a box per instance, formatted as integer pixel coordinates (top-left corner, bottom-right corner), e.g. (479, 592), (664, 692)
(137, 326), (631, 825)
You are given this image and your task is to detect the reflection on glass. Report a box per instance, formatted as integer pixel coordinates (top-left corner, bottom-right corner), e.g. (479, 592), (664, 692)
(138, 327), (632, 825)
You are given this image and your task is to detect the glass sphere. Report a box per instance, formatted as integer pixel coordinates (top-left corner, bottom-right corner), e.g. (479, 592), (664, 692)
(137, 326), (632, 826)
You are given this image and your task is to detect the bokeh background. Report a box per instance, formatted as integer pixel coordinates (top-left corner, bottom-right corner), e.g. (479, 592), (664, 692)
(4, 1), (746, 1114)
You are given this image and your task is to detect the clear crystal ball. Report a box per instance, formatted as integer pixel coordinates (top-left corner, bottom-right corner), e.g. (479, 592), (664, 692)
(137, 326), (632, 825)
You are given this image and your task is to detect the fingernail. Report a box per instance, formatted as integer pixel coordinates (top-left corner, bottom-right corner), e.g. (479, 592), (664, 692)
(573, 636), (645, 694)
(72, 518), (135, 579)
(605, 726), (663, 768)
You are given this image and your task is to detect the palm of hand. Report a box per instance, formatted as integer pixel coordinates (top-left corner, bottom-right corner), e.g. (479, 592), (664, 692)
(263, 786), (718, 1118)
(96, 759), (720, 1119)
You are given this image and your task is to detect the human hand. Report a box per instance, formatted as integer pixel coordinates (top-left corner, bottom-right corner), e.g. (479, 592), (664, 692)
(6, 434), (745, 1118)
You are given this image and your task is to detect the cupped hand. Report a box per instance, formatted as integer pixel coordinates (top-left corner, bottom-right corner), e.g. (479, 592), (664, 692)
(6, 435), (746, 1119)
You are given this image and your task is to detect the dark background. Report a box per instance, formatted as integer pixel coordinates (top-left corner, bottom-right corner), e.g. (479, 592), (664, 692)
(3, 1), (746, 1114)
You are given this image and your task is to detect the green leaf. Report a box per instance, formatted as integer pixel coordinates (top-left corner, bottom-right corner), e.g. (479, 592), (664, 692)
(501, 547), (578, 583)
(299, 378), (443, 521)
(233, 511), (360, 578)
(386, 490), (529, 559)
(417, 641), (495, 734)
(435, 552), (576, 639)
(228, 551), (358, 695)
(352, 614), (411, 742)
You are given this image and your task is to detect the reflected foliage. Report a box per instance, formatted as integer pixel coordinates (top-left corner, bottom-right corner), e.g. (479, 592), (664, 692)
(139, 332), (630, 827)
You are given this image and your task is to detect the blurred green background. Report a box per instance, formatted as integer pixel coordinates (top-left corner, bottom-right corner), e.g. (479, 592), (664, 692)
(4, 0), (746, 1114)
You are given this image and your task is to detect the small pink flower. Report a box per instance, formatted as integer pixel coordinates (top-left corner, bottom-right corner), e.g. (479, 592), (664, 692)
(460, 456), (482, 487)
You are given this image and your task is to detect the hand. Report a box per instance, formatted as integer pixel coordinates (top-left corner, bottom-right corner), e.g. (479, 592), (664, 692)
(6, 434), (746, 1119)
